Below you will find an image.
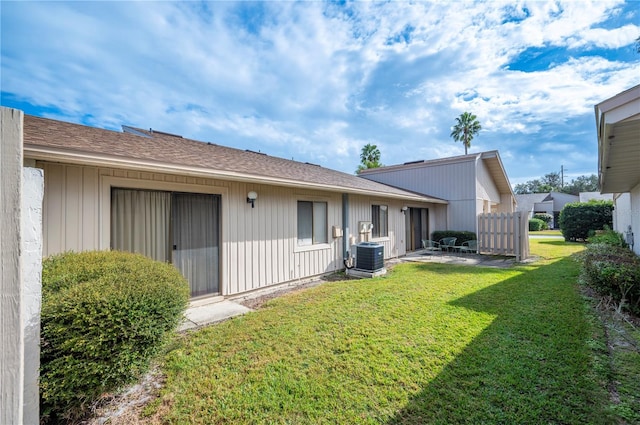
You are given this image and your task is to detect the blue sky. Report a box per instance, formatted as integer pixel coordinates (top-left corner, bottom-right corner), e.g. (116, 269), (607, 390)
(2, 1), (639, 185)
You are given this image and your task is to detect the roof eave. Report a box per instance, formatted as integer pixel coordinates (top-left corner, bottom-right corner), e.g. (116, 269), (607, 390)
(24, 146), (447, 204)
(479, 151), (515, 198)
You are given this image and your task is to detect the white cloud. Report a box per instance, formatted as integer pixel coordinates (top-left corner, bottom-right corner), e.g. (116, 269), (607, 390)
(1, 0), (638, 181)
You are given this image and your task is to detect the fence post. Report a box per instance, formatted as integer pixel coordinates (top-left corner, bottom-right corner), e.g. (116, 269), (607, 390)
(1, 107), (24, 425)
(0, 108), (43, 425)
(515, 212), (521, 261)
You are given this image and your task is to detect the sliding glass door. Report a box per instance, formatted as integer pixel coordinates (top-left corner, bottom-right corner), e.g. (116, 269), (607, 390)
(172, 193), (219, 297)
(111, 188), (220, 297)
(405, 207), (430, 251)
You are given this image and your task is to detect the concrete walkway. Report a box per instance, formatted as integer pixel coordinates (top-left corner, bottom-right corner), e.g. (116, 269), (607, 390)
(178, 298), (253, 332)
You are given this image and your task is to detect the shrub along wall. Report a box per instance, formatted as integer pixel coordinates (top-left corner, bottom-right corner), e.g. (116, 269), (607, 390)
(529, 218), (547, 231)
(559, 200), (613, 241)
(580, 243), (640, 315)
(40, 251), (190, 423)
(532, 213), (553, 225)
(431, 230), (476, 244)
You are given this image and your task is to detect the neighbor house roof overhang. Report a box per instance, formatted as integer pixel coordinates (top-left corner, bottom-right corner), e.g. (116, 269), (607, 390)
(595, 85), (640, 194)
(478, 151), (515, 199)
(22, 115), (447, 204)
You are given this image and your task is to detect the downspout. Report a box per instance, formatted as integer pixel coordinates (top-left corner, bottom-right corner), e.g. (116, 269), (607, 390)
(342, 193), (355, 269)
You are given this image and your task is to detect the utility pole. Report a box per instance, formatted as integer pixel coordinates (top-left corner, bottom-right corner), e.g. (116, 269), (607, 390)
(560, 165), (565, 188)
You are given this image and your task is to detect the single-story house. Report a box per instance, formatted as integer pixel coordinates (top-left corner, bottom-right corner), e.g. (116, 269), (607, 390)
(596, 84), (640, 255)
(22, 114), (449, 299)
(515, 192), (579, 229)
(357, 150), (516, 245)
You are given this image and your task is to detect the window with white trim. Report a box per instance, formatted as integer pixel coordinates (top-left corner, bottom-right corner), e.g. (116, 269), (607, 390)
(372, 204), (388, 238)
(297, 201), (328, 246)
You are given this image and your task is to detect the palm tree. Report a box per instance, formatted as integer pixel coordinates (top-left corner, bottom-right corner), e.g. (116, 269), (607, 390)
(356, 143), (382, 174)
(450, 112), (481, 155)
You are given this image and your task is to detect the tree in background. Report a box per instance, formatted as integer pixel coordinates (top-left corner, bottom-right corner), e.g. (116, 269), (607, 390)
(356, 143), (383, 174)
(450, 112), (481, 155)
(562, 174), (599, 195)
(514, 172), (598, 195)
(514, 172), (560, 193)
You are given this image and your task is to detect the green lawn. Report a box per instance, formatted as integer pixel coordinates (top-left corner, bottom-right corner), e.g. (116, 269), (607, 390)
(531, 229), (563, 236)
(145, 240), (628, 424)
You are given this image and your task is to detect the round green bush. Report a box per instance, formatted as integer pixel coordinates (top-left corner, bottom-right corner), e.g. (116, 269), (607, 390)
(559, 200), (613, 241)
(580, 243), (640, 314)
(532, 213), (552, 225)
(40, 250), (190, 422)
(528, 218), (546, 231)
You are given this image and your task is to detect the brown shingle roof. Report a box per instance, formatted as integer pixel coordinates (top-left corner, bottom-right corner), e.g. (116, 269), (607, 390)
(23, 115), (446, 203)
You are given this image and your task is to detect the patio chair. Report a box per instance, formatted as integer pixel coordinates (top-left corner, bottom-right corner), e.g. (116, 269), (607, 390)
(422, 239), (441, 254)
(458, 239), (478, 254)
(438, 237), (457, 252)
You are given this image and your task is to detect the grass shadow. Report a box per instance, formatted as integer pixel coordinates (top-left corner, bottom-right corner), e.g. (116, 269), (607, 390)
(388, 255), (612, 424)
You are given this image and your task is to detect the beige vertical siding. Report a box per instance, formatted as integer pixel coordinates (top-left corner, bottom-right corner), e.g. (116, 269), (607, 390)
(447, 199), (478, 232)
(347, 195), (404, 259)
(476, 159), (501, 204)
(361, 160), (476, 200)
(361, 160), (478, 233)
(39, 161), (436, 297)
(40, 163), (100, 254)
(499, 193), (515, 213)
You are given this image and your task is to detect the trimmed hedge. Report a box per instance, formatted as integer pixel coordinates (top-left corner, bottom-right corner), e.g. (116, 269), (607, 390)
(588, 227), (628, 248)
(532, 213), (552, 225)
(580, 243), (640, 315)
(559, 200), (613, 241)
(431, 230), (476, 244)
(41, 251), (190, 423)
(529, 218), (547, 231)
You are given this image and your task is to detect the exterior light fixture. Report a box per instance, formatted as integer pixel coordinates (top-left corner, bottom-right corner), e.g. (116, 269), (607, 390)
(247, 191), (258, 208)
(401, 206), (408, 213)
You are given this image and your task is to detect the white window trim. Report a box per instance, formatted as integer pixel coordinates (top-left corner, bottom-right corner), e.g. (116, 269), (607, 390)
(294, 197), (331, 253)
(370, 202), (390, 240)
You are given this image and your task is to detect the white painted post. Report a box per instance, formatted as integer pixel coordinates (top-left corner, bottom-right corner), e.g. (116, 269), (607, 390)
(1, 107), (24, 424)
(22, 167), (44, 425)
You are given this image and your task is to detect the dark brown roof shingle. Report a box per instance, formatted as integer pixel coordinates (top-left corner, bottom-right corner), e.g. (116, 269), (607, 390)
(23, 115), (446, 203)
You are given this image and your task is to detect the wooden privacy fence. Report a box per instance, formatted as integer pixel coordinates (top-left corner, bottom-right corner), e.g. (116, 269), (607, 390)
(477, 212), (529, 261)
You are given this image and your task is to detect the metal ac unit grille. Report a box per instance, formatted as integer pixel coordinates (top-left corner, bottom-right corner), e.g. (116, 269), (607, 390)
(356, 242), (384, 271)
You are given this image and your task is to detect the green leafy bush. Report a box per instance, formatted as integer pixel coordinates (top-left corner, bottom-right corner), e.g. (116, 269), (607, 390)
(431, 230), (476, 244)
(41, 250), (190, 423)
(588, 226), (628, 248)
(529, 218), (547, 231)
(532, 213), (553, 225)
(559, 200), (613, 242)
(580, 243), (640, 315)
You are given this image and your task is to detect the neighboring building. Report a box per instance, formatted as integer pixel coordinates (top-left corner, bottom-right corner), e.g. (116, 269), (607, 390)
(579, 192), (613, 202)
(596, 84), (640, 255)
(22, 114), (448, 299)
(358, 150), (516, 245)
(515, 192), (579, 229)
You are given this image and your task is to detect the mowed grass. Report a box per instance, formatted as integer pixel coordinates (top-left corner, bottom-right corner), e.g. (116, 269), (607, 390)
(149, 240), (615, 424)
(531, 229), (563, 236)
